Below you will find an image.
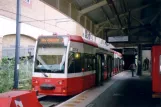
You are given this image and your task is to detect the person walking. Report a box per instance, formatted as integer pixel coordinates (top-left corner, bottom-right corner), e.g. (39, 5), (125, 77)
(146, 58), (149, 70)
(129, 63), (136, 77)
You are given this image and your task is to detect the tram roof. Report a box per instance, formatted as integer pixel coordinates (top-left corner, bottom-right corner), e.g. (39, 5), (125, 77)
(38, 35), (122, 56)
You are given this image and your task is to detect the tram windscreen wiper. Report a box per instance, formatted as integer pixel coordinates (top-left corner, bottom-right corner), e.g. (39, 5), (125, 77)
(42, 72), (48, 77)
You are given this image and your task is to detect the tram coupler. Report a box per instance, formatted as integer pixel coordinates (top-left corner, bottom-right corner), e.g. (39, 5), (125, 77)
(0, 90), (42, 107)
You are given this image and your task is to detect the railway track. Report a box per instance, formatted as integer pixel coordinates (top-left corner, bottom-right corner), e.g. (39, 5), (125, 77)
(38, 95), (72, 107)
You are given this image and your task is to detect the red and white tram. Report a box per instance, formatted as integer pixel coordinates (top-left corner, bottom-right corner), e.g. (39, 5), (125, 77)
(32, 35), (123, 96)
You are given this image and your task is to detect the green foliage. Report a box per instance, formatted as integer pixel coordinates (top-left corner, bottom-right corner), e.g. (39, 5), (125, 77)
(0, 57), (33, 93)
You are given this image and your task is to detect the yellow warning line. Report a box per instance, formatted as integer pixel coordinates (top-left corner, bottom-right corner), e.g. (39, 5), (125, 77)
(61, 94), (88, 106)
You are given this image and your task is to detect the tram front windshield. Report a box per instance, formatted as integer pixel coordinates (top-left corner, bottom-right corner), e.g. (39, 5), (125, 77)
(34, 38), (67, 73)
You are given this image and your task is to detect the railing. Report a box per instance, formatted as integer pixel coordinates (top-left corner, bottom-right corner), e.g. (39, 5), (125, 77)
(18, 78), (31, 89)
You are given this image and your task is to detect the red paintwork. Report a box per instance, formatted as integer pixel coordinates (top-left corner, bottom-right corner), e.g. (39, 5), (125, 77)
(112, 68), (119, 75)
(0, 98), (12, 107)
(32, 74), (95, 96)
(83, 39), (98, 47)
(32, 68), (122, 96)
(32, 77), (67, 96)
(152, 46), (161, 93)
(69, 36), (84, 43)
(67, 74), (95, 95)
(69, 36), (98, 47)
(104, 71), (108, 80)
(0, 91), (42, 107)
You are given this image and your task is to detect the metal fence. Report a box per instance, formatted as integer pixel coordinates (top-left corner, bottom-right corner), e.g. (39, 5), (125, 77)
(2, 47), (34, 58)
(0, 58), (33, 93)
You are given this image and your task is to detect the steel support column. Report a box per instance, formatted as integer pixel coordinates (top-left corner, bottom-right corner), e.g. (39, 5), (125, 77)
(137, 44), (142, 76)
(14, 0), (21, 89)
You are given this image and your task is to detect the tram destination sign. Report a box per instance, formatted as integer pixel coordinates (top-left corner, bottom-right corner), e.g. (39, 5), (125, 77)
(107, 36), (128, 43)
(39, 37), (63, 44)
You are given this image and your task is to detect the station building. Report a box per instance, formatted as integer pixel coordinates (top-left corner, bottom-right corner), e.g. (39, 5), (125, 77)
(0, 0), (113, 59)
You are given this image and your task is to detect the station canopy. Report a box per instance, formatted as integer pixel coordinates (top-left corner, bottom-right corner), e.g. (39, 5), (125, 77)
(41, 0), (161, 47)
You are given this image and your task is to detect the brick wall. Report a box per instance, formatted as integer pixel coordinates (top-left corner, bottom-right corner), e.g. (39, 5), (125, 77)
(2, 34), (36, 58)
(2, 34), (35, 47)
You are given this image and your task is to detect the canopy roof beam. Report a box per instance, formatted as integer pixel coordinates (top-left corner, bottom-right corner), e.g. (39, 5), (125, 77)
(80, 0), (108, 15)
(97, 3), (157, 26)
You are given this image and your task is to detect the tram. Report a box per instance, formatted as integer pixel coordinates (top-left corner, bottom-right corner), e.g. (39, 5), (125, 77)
(32, 35), (123, 96)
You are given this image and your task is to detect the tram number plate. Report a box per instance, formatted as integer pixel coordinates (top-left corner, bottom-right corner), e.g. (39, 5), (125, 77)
(71, 48), (78, 52)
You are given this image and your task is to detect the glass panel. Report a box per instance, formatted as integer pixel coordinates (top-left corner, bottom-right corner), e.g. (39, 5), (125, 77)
(84, 54), (95, 71)
(35, 45), (66, 73)
(68, 52), (82, 73)
(68, 53), (96, 73)
(84, 57), (88, 71)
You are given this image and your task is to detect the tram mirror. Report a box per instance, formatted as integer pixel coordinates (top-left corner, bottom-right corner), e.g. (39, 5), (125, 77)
(74, 53), (80, 59)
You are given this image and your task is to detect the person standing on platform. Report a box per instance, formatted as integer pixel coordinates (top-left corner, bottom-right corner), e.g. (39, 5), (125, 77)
(129, 63), (136, 77)
(143, 58), (146, 70)
(144, 57), (149, 70)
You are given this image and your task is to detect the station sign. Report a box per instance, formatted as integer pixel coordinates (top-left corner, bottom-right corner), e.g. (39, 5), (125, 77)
(107, 36), (128, 42)
(122, 48), (137, 55)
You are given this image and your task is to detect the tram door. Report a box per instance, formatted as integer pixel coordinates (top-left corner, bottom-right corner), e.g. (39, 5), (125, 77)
(152, 46), (161, 94)
(96, 54), (104, 85)
(107, 56), (113, 77)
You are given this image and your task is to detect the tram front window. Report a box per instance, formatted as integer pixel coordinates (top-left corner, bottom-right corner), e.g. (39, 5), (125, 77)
(35, 46), (67, 73)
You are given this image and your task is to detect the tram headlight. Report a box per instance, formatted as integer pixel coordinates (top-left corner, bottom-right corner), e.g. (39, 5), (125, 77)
(74, 53), (80, 59)
(32, 79), (39, 84)
(58, 81), (63, 85)
(62, 88), (66, 93)
(35, 80), (38, 84)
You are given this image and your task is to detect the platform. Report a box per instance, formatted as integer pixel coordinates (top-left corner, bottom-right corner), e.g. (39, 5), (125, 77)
(57, 71), (161, 107)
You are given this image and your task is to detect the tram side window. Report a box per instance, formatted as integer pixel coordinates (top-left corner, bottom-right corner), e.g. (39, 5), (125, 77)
(68, 52), (82, 73)
(104, 55), (108, 70)
(88, 57), (93, 71)
(92, 56), (96, 70)
(89, 56), (96, 71)
(84, 54), (95, 71)
(84, 57), (88, 71)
